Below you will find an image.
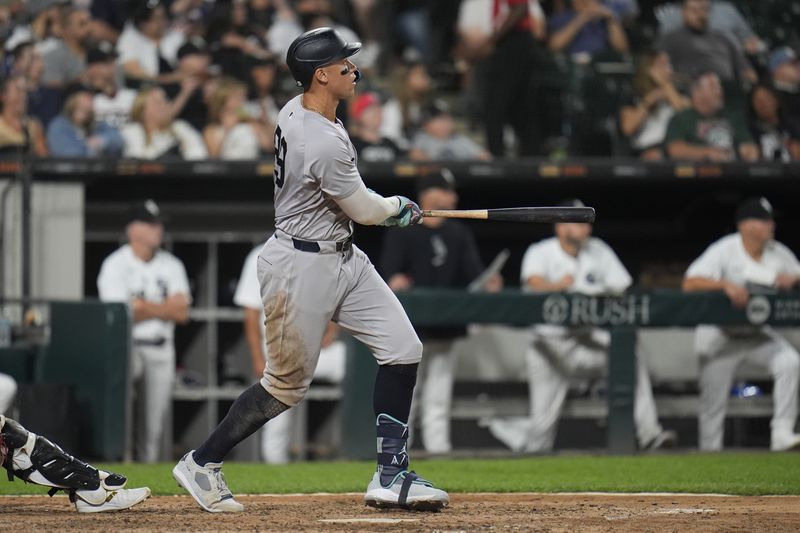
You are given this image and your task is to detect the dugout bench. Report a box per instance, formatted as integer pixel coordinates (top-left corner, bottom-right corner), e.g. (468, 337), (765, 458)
(341, 289), (800, 457)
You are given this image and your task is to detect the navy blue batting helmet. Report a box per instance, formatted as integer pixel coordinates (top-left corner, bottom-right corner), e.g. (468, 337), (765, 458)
(286, 27), (361, 89)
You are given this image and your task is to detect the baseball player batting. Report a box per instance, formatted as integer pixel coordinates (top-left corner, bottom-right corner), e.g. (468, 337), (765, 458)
(173, 27), (448, 512)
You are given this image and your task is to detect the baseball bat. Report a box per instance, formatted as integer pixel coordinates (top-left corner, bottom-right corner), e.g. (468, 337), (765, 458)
(421, 207), (596, 224)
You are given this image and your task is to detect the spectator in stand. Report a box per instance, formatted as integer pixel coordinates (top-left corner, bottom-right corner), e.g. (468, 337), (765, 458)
(8, 41), (59, 127)
(203, 78), (272, 159)
(683, 197), (800, 452)
(160, 39), (211, 132)
(121, 86), (207, 160)
(89, 0), (131, 43)
(349, 92), (405, 163)
(4, 0), (64, 55)
(84, 41), (137, 129)
(748, 85), (799, 162)
(116, 1), (185, 89)
(268, 0), (365, 69)
(0, 75), (48, 156)
(46, 84), (123, 157)
(244, 55), (279, 129)
(466, 0), (545, 157)
(548, 0), (629, 57)
(381, 58), (432, 150)
(769, 47), (800, 140)
(205, 0), (272, 81)
(657, 0), (756, 86)
(620, 50), (689, 159)
(40, 6), (91, 88)
(656, 0), (765, 56)
(665, 72), (758, 161)
(409, 100), (491, 161)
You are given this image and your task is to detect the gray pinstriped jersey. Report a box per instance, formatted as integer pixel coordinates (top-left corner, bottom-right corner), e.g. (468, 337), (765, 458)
(272, 95), (361, 242)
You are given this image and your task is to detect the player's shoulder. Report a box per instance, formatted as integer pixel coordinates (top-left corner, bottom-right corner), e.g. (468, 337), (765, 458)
(154, 249), (186, 269)
(523, 237), (557, 257)
(770, 239), (797, 257)
(585, 237), (617, 255)
(706, 233), (739, 252)
(101, 245), (132, 267)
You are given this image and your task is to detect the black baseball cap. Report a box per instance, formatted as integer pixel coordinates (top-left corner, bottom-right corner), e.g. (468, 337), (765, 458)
(735, 197), (774, 223)
(177, 39), (210, 60)
(416, 168), (456, 195)
(87, 41), (118, 65)
(128, 199), (163, 225)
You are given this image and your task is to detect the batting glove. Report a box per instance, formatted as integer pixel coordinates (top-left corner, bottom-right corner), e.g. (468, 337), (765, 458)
(381, 196), (423, 227)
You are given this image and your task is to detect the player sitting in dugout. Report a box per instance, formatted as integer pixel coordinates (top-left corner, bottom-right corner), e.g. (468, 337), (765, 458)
(0, 415), (150, 512)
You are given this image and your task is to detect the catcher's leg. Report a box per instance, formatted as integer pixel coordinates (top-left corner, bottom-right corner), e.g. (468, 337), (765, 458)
(0, 415), (150, 512)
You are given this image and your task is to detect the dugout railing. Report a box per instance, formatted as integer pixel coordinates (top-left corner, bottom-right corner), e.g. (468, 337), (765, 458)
(341, 289), (800, 457)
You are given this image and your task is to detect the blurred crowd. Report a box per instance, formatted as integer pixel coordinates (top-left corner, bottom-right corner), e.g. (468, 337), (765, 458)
(0, 0), (797, 162)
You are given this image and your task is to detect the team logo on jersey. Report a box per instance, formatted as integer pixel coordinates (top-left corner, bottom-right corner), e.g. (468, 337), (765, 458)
(745, 295), (771, 325)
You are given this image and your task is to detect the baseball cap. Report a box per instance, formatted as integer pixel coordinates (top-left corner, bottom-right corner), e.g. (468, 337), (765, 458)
(128, 199), (163, 225)
(349, 92), (380, 122)
(87, 41), (118, 65)
(177, 39), (210, 60)
(768, 46), (797, 73)
(416, 168), (456, 195)
(735, 197), (774, 223)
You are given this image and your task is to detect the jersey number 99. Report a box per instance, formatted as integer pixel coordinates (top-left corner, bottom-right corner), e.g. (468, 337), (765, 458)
(274, 126), (288, 188)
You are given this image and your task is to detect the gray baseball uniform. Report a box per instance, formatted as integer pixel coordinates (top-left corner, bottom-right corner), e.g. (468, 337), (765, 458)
(258, 95), (421, 407)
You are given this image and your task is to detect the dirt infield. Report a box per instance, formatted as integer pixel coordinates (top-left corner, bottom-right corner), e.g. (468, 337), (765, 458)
(3, 493), (800, 532)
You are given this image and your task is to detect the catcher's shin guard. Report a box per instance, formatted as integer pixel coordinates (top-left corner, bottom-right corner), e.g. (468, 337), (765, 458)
(0, 415), (127, 502)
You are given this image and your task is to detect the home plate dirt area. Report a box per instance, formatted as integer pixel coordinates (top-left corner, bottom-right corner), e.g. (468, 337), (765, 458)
(2, 493), (800, 532)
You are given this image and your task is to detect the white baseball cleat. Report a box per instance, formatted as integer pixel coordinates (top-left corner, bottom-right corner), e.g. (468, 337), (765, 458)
(364, 470), (449, 512)
(74, 487), (151, 513)
(771, 432), (800, 452)
(173, 451), (244, 513)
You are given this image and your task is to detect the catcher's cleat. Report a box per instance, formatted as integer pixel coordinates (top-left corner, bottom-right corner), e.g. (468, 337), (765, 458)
(74, 486), (151, 513)
(172, 451), (244, 513)
(364, 470), (449, 512)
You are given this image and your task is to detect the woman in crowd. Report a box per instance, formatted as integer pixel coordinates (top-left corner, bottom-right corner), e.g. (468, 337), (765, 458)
(0, 74), (48, 156)
(619, 50), (688, 160)
(203, 77), (271, 159)
(381, 59), (432, 150)
(121, 86), (207, 160)
(46, 86), (124, 157)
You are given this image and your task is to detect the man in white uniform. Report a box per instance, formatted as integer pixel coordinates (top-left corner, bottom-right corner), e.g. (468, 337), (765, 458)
(0, 373), (16, 414)
(234, 242), (346, 463)
(97, 200), (191, 463)
(173, 28), (448, 513)
(683, 197), (800, 452)
(488, 200), (675, 452)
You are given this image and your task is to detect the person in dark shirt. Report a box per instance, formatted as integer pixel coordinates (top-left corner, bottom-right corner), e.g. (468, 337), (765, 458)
(380, 169), (502, 453)
(769, 47), (800, 139)
(160, 40), (211, 132)
(349, 92), (405, 163)
(664, 71), (758, 161)
(748, 84), (799, 161)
